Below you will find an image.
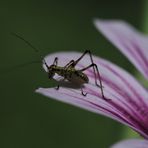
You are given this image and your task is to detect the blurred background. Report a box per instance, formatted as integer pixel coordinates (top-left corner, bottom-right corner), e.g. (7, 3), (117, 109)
(0, 0), (147, 147)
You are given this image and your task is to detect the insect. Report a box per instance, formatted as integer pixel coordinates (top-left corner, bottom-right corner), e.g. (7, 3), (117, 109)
(43, 50), (105, 98)
(12, 33), (106, 99)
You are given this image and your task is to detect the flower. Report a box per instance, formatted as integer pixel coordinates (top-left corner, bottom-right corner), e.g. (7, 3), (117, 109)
(36, 19), (148, 147)
(94, 19), (148, 80)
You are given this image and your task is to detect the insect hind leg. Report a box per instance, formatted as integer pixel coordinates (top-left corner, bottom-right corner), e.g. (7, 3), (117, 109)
(63, 50), (93, 68)
(80, 63), (106, 100)
(70, 50), (94, 67)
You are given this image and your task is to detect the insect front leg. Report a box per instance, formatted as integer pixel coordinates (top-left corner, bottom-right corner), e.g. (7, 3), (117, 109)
(53, 57), (58, 66)
(43, 59), (49, 70)
(80, 63), (106, 100)
(54, 78), (67, 91)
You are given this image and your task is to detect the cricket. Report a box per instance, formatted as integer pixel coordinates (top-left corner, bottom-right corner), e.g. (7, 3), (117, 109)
(12, 33), (106, 99)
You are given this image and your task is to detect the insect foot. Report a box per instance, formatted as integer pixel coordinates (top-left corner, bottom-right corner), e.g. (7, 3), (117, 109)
(55, 85), (60, 90)
(103, 96), (111, 101)
(81, 88), (87, 96)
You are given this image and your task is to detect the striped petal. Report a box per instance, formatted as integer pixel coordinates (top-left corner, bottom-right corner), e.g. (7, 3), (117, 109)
(36, 52), (148, 139)
(111, 139), (148, 148)
(94, 19), (148, 79)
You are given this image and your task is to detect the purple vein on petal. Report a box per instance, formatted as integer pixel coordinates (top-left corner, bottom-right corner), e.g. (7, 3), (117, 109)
(36, 52), (148, 139)
(93, 58), (148, 134)
(85, 59), (148, 137)
(94, 19), (148, 79)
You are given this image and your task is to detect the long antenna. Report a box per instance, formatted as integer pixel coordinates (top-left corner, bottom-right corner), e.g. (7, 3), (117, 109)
(11, 32), (49, 69)
(11, 32), (39, 53)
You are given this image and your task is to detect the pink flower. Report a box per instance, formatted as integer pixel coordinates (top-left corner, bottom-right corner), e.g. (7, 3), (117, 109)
(36, 19), (148, 147)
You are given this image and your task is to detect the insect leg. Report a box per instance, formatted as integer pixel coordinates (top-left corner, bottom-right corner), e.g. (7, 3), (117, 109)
(80, 63), (105, 99)
(64, 60), (75, 68)
(62, 50), (90, 69)
(54, 77), (68, 91)
(68, 50), (94, 67)
(81, 88), (87, 96)
(53, 57), (58, 66)
(55, 85), (60, 90)
(52, 57), (60, 89)
(43, 59), (49, 69)
(64, 50), (101, 85)
(63, 50), (93, 69)
(44, 57), (58, 71)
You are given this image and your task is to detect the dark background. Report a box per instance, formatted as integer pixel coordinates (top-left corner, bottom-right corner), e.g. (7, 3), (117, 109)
(0, 0), (145, 148)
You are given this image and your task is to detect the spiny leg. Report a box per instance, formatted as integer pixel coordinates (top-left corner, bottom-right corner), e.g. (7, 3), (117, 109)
(67, 50), (95, 68)
(80, 63), (106, 100)
(64, 50), (96, 70)
(93, 64), (105, 99)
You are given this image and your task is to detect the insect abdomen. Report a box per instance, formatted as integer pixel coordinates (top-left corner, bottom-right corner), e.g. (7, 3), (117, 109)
(66, 70), (89, 84)
(54, 67), (89, 84)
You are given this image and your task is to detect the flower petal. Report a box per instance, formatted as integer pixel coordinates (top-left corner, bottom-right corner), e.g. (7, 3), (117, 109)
(111, 139), (148, 148)
(94, 19), (148, 79)
(36, 52), (148, 138)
